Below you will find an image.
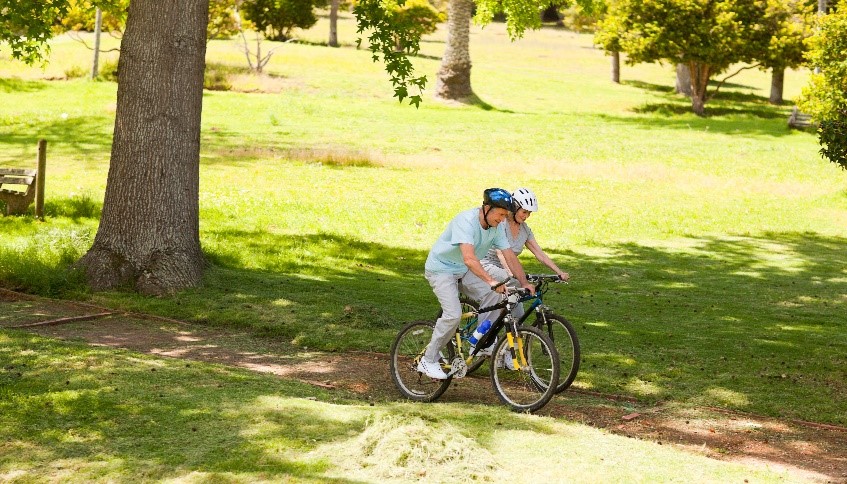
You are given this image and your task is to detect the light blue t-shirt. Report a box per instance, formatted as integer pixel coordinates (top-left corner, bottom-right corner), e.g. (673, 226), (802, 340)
(425, 207), (511, 274)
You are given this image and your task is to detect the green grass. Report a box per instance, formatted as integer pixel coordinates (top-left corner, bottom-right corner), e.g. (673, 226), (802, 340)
(1, 15), (846, 428)
(0, 330), (804, 482)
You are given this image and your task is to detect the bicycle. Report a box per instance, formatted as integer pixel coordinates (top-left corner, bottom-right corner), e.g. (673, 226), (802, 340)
(389, 281), (561, 413)
(438, 273), (580, 394)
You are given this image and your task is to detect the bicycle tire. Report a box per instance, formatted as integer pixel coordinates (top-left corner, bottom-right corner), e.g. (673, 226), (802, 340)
(389, 320), (454, 402)
(534, 311), (581, 393)
(490, 325), (559, 413)
(435, 296), (488, 374)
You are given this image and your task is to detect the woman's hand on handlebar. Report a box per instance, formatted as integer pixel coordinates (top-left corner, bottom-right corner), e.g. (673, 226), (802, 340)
(557, 272), (570, 282)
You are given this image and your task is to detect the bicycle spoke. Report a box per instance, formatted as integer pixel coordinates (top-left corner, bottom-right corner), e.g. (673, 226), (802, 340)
(490, 326), (559, 413)
(390, 321), (453, 402)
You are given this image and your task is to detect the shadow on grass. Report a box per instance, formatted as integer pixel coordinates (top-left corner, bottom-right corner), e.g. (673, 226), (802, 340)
(625, 79), (759, 94)
(2, 224), (846, 424)
(593, 108), (794, 137)
(0, 333), (368, 482)
(618, 79), (792, 133)
(0, 78), (48, 93)
(183, 230), (844, 424)
(0, 115), (115, 155)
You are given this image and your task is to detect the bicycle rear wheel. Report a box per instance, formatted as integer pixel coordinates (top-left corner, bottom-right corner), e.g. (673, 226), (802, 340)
(490, 326), (559, 413)
(436, 296), (487, 374)
(389, 320), (454, 402)
(535, 312), (581, 393)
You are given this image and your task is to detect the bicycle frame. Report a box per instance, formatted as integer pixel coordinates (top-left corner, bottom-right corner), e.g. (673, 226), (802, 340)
(460, 275), (562, 364)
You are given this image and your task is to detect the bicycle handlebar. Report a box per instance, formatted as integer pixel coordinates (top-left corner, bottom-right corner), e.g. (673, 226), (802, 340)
(526, 273), (568, 283)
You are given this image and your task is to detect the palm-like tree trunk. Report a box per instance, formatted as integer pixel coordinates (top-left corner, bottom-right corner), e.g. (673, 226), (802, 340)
(434, 0), (474, 100)
(78, 0), (208, 295)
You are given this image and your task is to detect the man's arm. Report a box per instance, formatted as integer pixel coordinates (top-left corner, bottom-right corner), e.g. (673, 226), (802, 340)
(460, 244), (506, 293)
(500, 248), (535, 295)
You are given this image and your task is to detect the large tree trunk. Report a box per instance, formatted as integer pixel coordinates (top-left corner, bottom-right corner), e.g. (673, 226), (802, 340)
(434, 0), (474, 100)
(675, 63), (692, 97)
(78, 0), (208, 295)
(611, 51), (620, 84)
(329, 0), (339, 47)
(689, 62), (710, 116)
(769, 68), (784, 105)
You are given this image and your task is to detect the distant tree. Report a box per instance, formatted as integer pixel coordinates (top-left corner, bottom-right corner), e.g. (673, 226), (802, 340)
(55, 0), (128, 33)
(53, 0), (242, 41)
(241, 0), (327, 41)
(598, 0), (771, 115)
(798, 8), (847, 170)
(754, 0), (814, 104)
(387, 0), (443, 52)
(593, 3), (623, 83)
(208, 0), (242, 40)
(433, 0), (567, 101)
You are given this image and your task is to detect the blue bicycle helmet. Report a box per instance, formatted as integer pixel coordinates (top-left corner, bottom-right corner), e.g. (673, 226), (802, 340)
(483, 188), (515, 212)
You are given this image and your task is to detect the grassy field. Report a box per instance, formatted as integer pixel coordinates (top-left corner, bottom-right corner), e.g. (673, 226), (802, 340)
(0, 329), (809, 482)
(1, 9), (846, 437)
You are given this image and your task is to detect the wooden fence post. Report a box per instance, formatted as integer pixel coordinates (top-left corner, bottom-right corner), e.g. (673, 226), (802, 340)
(35, 139), (46, 220)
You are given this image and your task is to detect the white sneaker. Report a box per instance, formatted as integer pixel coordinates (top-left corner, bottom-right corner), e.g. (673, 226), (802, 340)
(496, 349), (516, 370)
(469, 337), (497, 357)
(417, 358), (448, 379)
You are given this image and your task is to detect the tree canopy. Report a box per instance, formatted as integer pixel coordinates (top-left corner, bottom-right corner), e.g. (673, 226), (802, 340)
(595, 0), (815, 115)
(798, 8), (847, 170)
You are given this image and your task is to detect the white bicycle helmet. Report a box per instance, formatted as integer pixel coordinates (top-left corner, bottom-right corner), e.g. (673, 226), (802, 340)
(512, 187), (539, 212)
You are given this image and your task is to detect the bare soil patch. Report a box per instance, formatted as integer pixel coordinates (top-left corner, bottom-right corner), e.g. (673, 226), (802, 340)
(2, 292), (845, 482)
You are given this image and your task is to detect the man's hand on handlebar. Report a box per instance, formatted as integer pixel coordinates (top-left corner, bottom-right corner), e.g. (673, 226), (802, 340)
(521, 282), (536, 295)
(489, 279), (508, 294)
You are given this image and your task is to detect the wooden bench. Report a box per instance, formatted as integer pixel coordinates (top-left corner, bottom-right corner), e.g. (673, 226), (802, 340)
(0, 139), (47, 217)
(0, 168), (38, 215)
(788, 106), (814, 130)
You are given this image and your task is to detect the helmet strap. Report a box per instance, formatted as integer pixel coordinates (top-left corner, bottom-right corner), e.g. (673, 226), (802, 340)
(481, 205), (492, 229)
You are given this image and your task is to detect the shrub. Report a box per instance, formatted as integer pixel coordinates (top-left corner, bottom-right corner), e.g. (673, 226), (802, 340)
(798, 9), (847, 170)
(241, 0), (326, 41)
(98, 59), (119, 82)
(387, 0), (444, 52)
(64, 65), (88, 79)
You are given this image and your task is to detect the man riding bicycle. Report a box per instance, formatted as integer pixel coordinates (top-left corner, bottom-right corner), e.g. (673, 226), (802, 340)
(419, 188), (535, 380)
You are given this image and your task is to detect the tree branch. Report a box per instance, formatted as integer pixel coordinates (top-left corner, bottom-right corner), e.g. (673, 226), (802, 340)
(706, 63), (762, 101)
(67, 31), (121, 53)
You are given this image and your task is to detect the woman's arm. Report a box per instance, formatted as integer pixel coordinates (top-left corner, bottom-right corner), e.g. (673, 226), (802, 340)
(495, 249), (514, 277)
(525, 238), (569, 281)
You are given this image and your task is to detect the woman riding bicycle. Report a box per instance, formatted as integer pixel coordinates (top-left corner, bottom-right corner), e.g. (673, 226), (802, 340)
(481, 187), (570, 321)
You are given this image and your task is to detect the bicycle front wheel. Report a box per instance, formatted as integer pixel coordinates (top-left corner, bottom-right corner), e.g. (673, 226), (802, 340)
(389, 321), (454, 402)
(490, 326), (559, 413)
(535, 312), (581, 393)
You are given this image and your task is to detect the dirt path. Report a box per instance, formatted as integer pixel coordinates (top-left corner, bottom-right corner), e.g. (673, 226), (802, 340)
(2, 289), (846, 482)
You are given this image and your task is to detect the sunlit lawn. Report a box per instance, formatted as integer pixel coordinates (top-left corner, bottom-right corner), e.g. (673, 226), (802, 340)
(1, 13), (845, 427)
(0, 330), (804, 482)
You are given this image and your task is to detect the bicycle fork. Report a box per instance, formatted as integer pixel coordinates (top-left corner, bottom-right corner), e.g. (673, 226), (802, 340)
(505, 330), (528, 370)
